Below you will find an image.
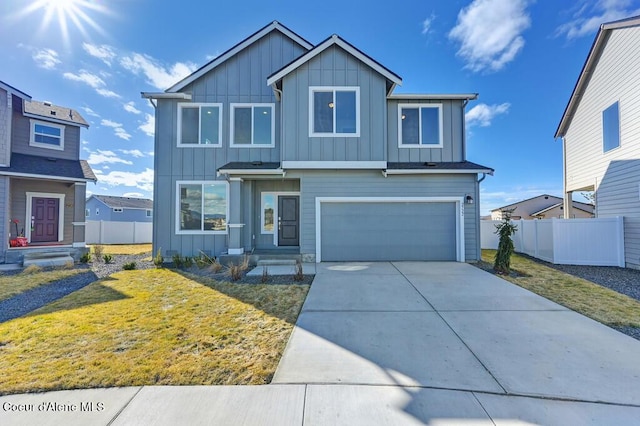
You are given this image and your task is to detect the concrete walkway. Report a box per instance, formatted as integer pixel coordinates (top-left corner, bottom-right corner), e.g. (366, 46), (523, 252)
(2, 262), (640, 425)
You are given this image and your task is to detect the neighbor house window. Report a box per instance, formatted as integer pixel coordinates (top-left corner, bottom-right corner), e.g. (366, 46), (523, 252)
(30, 120), (64, 150)
(146, 209), (152, 218)
(96, 208), (99, 216)
(176, 181), (228, 234)
(85, 209), (90, 217)
(309, 87), (360, 137)
(603, 101), (620, 152)
(177, 103), (222, 147)
(261, 193), (275, 234)
(230, 104), (274, 147)
(113, 208), (123, 213)
(398, 104), (443, 148)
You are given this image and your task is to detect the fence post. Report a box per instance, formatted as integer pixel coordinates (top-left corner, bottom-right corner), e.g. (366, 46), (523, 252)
(616, 216), (625, 268)
(99, 220), (105, 244)
(551, 217), (558, 264)
(133, 221), (137, 244)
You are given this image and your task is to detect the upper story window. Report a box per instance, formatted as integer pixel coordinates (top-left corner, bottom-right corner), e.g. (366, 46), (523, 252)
(176, 181), (228, 234)
(177, 103), (222, 147)
(230, 104), (275, 147)
(398, 104), (443, 148)
(113, 208), (123, 213)
(309, 87), (360, 137)
(30, 120), (64, 151)
(602, 101), (620, 153)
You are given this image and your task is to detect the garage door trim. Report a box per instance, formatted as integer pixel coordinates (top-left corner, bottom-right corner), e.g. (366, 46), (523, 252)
(315, 196), (464, 262)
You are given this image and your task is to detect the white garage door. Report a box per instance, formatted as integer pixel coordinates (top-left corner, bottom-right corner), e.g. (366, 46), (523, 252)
(319, 200), (459, 261)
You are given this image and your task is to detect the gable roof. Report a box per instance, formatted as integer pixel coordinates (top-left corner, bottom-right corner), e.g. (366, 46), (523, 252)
(0, 80), (31, 100)
(491, 194), (562, 212)
(167, 21), (313, 93)
(0, 153), (96, 182)
(267, 34), (402, 95)
(555, 15), (640, 138)
(90, 195), (153, 209)
(530, 202), (594, 217)
(24, 100), (89, 128)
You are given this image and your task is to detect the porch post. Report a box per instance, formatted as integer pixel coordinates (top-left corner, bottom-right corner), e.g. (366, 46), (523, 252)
(564, 191), (573, 219)
(72, 183), (87, 247)
(227, 178), (244, 254)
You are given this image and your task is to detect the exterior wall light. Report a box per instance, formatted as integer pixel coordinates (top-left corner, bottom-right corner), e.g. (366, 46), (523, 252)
(465, 195), (474, 204)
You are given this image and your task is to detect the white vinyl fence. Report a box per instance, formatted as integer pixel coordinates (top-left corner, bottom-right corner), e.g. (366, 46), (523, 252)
(481, 217), (625, 267)
(86, 220), (152, 244)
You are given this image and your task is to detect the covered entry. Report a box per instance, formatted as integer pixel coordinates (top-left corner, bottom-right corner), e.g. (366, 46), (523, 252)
(316, 197), (463, 262)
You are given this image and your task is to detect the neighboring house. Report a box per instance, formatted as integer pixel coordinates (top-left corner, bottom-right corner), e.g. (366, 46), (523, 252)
(490, 194), (594, 220)
(0, 80), (96, 263)
(86, 195), (153, 222)
(142, 22), (493, 262)
(555, 15), (640, 269)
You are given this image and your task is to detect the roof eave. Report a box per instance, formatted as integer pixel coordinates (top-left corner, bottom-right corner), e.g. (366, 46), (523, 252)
(388, 93), (478, 101)
(22, 112), (89, 128)
(0, 171), (96, 183)
(141, 92), (192, 100)
(383, 168), (493, 175)
(0, 81), (31, 100)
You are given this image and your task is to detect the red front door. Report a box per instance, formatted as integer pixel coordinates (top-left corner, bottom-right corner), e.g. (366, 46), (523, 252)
(31, 197), (59, 243)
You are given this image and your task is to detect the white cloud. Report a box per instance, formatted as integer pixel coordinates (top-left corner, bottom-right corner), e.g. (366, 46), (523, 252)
(100, 119), (132, 141)
(82, 140), (89, 145)
(120, 53), (196, 90)
(123, 192), (145, 198)
(139, 113), (155, 137)
(120, 149), (145, 158)
(87, 149), (133, 165)
(422, 13), (436, 35)
(556, 0), (640, 39)
(93, 168), (154, 192)
(147, 151), (155, 157)
(466, 102), (510, 127)
(96, 88), (121, 99)
(86, 189), (93, 197)
(81, 106), (100, 117)
(64, 70), (121, 98)
(82, 43), (116, 66)
(123, 101), (141, 114)
(32, 48), (61, 69)
(449, 0), (531, 72)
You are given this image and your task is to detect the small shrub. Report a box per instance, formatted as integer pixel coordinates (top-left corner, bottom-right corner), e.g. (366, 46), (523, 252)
(261, 266), (269, 283)
(240, 255), (250, 271)
(123, 262), (136, 270)
(293, 259), (304, 282)
(59, 260), (75, 270)
(79, 252), (91, 264)
(225, 262), (243, 281)
(21, 264), (42, 275)
(92, 244), (104, 259)
(195, 251), (216, 268)
(172, 254), (184, 268)
(153, 249), (164, 268)
(183, 256), (193, 268)
(494, 209), (518, 274)
(103, 254), (113, 264)
(209, 261), (223, 274)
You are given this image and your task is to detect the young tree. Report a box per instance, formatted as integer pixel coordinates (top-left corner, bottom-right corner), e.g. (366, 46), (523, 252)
(494, 209), (518, 274)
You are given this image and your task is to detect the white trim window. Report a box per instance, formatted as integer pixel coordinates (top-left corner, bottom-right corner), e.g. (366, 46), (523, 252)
(85, 209), (90, 218)
(309, 87), (360, 137)
(30, 119), (65, 151)
(177, 103), (222, 147)
(602, 101), (620, 153)
(398, 104), (443, 148)
(96, 208), (99, 216)
(230, 103), (275, 147)
(261, 193), (275, 234)
(146, 209), (152, 218)
(176, 181), (228, 234)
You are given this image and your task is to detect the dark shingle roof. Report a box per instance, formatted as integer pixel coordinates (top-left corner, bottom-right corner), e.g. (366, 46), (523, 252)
(92, 195), (153, 209)
(387, 161), (494, 172)
(0, 153), (96, 181)
(24, 100), (89, 127)
(218, 162), (282, 170)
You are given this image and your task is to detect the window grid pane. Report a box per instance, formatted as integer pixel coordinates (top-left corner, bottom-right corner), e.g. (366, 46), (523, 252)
(200, 106), (219, 145)
(335, 91), (356, 133)
(314, 91), (334, 133)
(180, 184), (203, 231)
(421, 107), (440, 145)
(603, 102), (620, 152)
(253, 107), (272, 145)
(234, 107), (252, 144)
(180, 107), (199, 144)
(203, 184), (227, 231)
(262, 194), (275, 233)
(401, 108), (420, 144)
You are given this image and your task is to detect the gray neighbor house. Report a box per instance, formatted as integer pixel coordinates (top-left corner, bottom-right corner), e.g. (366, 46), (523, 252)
(86, 195), (153, 223)
(142, 22), (493, 263)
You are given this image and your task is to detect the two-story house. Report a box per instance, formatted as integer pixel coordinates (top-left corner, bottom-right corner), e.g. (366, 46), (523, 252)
(86, 195), (153, 222)
(0, 80), (96, 264)
(142, 22), (492, 263)
(555, 15), (640, 270)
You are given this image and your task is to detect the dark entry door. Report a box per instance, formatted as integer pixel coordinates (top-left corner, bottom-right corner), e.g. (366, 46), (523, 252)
(278, 196), (299, 246)
(31, 197), (59, 243)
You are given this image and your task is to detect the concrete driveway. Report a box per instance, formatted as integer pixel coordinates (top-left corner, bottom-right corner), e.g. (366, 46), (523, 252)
(273, 261), (640, 424)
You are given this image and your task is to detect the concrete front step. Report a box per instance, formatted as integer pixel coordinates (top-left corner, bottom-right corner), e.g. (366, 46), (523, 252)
(257, 259), (298, 266)
(23, 250), (74, 267)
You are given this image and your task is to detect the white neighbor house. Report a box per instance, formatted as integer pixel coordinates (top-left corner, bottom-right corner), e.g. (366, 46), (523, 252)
(555, 15), (640, 270)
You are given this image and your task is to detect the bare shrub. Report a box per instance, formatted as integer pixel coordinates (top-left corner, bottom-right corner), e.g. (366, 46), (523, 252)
(293, 259), (304, 282)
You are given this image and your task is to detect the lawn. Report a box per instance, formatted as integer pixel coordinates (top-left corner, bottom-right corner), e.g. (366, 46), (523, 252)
(88, 243), (152, 255)
(0, 268), (84, 302)
(479, 250), (640, 328)
(0, 268), (309, 395)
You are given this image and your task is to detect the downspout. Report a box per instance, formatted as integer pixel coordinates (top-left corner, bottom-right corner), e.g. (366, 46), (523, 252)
(146, 98), (157, 109)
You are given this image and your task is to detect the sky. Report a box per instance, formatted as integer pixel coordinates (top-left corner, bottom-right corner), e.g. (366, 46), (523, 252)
(2, 0), (640, 216)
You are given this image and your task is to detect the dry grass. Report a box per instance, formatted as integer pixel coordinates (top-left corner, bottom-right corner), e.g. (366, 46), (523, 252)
(0, 268), (309, 395)
(88, 244), (152, 255)
(479, 250), (640, 328)
(0, 269), (84, 302)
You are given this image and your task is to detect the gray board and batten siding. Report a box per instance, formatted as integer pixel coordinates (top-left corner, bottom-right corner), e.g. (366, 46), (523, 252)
(152, 30), (309, 257)
(281, 45), (387, 162)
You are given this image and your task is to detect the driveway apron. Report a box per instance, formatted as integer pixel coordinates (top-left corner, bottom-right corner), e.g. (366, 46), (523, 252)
(273, 261), (640, 406)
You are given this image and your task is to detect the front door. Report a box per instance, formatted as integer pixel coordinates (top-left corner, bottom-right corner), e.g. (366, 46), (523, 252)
(31, 197), (59, 243)
(278, 196), (299, 246)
